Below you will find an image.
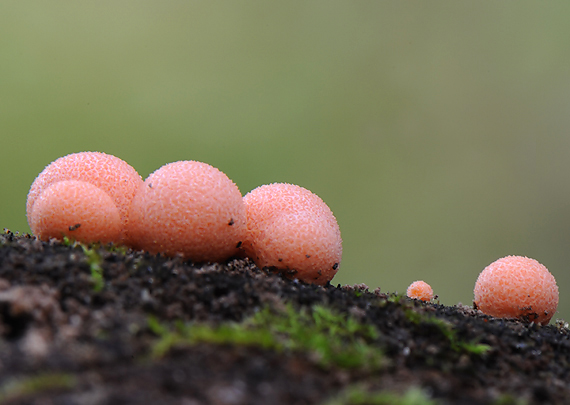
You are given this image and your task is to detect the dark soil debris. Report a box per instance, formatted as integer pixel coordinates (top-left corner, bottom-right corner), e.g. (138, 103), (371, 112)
(0, 231), (569, 404)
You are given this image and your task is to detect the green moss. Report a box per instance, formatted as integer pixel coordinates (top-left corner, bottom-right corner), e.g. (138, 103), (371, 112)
(492, 394), (528, 405)
(424, 316), (490, 355)
(387, 292), (407, 304)
(149, 304), (384, 370)
(403, 306), (490, 356)
(148, 316), (277, 358)
(108, 244), (129, 255)
(57, 238), (134, 292)
(79, 243), (105, 292)
(58, 238), (106, 291)
(323, 385), (437, 405)
(0, 373), (76, 403)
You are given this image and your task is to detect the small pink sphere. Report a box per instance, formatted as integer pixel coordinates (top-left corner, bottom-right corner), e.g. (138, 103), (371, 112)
(30, 180), (122, 243)
(27, 152), (143, 243)
(128, 161), (246, 262)
(243, 183), (342, 286)
(474, 256), (559, 325)
(407, 281), (433, 301)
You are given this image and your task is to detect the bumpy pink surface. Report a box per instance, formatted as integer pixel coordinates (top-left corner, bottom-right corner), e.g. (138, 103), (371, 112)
(474, 256), (559, 325)
(243, 183), (342, 286)
(30, 180), (122, 243)
(127, 161), (246, 262)
(407, 281), (433, 301)
(27, 152), (143, 242)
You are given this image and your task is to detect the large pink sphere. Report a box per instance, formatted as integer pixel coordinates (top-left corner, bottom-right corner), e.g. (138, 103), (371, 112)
(27, 152), (143, 243)
(128, 161), (246, 262)
(243, 183), (342, 285)
(474, 256), (559, 325)
(30, 180), (122, 243)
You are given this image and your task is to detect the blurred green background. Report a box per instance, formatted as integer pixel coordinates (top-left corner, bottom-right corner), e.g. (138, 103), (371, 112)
(2, 2), (570, 322)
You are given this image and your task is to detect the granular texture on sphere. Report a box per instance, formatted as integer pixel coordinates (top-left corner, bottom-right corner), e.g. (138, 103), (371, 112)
(243, 183), (342, 286)
(30, 180), (122, 244)
(406, 280), (433, 301)
(474, 256), (559, 325)
(127, 161), (246, 262)
(26, 152), (143, 242)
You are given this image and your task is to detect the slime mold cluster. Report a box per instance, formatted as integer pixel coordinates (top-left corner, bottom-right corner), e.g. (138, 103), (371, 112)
(27, 152), (143, 244)
(243, 183), (342, 286)
(27, 152), (342, 285)
(408, 255), (560, 325)
(406, 280), (434, 302)
(27, 152), (562, 322)
(474, 255), (559, 325)
(127, 161), (246, 264)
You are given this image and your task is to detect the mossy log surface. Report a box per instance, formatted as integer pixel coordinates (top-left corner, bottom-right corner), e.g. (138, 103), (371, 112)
(0, 230), (568, 405)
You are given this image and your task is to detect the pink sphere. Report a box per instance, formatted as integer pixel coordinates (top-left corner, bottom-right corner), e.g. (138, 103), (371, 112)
(27, 152), (143, 243)
(474, 256), (559, 325)
(407, 280), (434, 301)
(128, 161), (246, 262)
(30, 180), (122, 243)
(243, 183), (342, 286)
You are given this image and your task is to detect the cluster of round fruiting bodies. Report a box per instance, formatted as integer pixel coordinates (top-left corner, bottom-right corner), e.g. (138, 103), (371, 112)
(473, 256), (558, 325)
(27, 153), (560, 324)
(27, 152), (342, 286)
(406, 255), (559, 325)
